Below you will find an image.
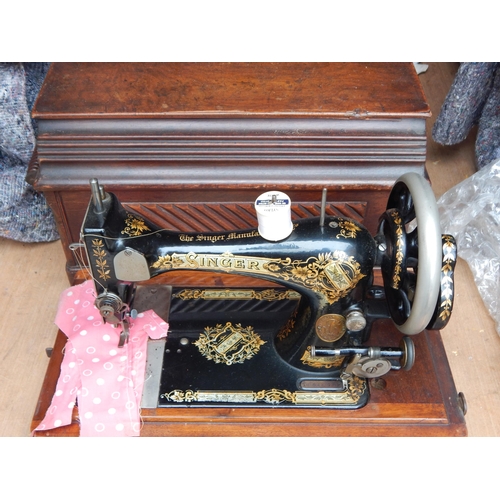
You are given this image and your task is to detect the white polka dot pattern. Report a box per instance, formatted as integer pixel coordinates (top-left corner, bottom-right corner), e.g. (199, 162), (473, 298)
(34, 280), (169, 437)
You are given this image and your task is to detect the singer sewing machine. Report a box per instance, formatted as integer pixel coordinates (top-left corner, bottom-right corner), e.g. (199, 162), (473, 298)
(79, 172), (456, 412)
(30, 63), (467, 436)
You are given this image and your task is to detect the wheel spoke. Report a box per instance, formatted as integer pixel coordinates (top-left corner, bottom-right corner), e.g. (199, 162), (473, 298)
(406, 227), (419, 262)
(388, 183), (415, 222)
(399, 192), (415, 223)
(398, 288), (412, 318)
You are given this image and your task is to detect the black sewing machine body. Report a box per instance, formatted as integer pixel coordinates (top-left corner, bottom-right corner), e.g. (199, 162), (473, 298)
(80, 175), (456, 409)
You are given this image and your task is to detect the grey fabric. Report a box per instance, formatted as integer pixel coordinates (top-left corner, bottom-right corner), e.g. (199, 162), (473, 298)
(0, 62), (59, 242)
(432, 62), (500, 170)
(476, 67), (500, 168)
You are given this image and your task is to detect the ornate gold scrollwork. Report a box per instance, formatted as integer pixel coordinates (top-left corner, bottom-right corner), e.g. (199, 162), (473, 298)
(391, 211), (404, 289)
(336, 219), (361, 239)
(152, 251), (365, 305)
(91, 239), (110, 281)
(174, 288), (301, 301)
(160, 376), (366, 405)
(194, 322), (266, 365)
(277, 307), (298, 341)
(121, 213), (151, 237)
(300, 346), (345, 369)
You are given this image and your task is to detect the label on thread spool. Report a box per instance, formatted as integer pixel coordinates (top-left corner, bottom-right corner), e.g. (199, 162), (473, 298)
(254, 191), (293, 241)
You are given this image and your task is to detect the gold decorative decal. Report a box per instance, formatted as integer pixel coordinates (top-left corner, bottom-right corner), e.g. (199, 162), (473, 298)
(92, 239), (110, 281)
(391, 211), (404, 289)
(277, 308), (298, 341)
(152, 251), (365, 305)
(174, 288), (301, 301)
(121, 213), (150, 237)
(336, 219), (361, 239)
(194, 322), (265, 365)
(179, 230), (260, 243)
(301, 346), (345, 369)
(161, 377), (366, 405)
(439, 235), (456, 322)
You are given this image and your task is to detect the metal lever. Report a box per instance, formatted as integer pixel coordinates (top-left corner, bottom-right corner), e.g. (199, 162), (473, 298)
(312, 346), (404, 359)
(312, 336), (415, 377)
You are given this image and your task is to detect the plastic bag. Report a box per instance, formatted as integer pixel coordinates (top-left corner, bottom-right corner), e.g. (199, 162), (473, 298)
(437, 158), (500, 335)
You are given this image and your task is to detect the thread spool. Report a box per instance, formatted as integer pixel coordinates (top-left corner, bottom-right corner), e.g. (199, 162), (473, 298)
(254, 191), (293, 241)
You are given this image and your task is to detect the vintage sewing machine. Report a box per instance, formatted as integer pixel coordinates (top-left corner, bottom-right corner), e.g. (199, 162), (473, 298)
(79, 172), (456, 410)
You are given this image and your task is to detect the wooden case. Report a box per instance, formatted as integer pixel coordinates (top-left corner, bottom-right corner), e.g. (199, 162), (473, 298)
(28, 62), (430, 281)
(28, 63), (466, 436)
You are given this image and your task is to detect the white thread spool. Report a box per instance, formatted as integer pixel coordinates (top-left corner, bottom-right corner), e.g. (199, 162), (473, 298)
(254, 191), (293, 241)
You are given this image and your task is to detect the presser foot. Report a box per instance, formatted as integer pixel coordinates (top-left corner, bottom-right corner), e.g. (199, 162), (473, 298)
(95, 285), (172, 348)
(118, 320), (130, 348)
(95, 291), (131, 347)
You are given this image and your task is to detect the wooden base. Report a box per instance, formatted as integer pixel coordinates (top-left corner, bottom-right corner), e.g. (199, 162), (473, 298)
(31, 320), (467, 437)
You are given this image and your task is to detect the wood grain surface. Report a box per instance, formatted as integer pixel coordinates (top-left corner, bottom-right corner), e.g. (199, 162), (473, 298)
(33, 62), (430, 118)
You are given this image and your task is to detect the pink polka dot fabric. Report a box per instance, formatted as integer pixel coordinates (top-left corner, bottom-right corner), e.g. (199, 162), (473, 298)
(34, 280), (169, 437)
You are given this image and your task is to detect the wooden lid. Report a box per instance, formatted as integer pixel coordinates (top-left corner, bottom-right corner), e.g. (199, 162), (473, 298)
(33, 62), (430, 120)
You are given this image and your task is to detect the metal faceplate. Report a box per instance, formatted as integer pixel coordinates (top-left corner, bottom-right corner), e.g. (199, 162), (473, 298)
(114, 248), (151, 281)
(136, 284), (172, 409)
